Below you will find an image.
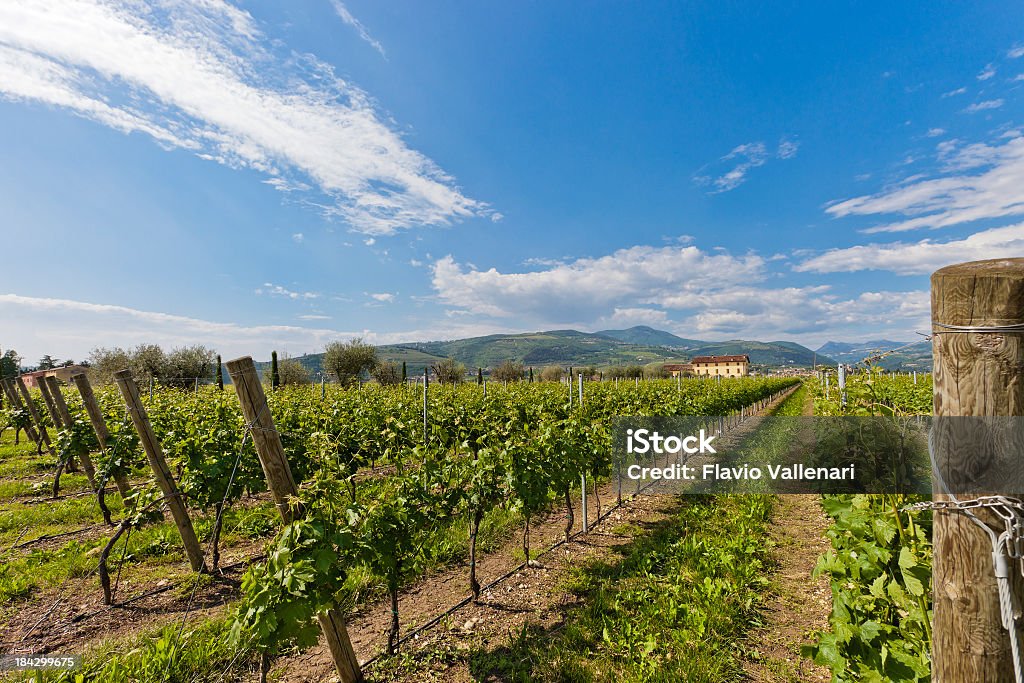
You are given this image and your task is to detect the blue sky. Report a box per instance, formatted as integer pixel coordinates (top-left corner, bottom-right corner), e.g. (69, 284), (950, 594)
(2, 1), (1024, 363)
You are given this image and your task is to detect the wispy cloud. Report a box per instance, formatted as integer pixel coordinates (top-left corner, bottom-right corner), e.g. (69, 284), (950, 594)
(328, 0), (386, 57)
(694, 138), (798, 193)
(0, 1), (489, 235)
(925, 128), (945, 138)
(964, 99), (1005, 113)
(1009, 46), (1024, 59)
(942, 86), (967, 98)
(368, 292), (395, 303)
(825, 134), (1024, 233)
(978, 63), (997, 81)
(795, 223), (1024, 275)
(0, 293), (514, 361)
(255, 283), (319, 300)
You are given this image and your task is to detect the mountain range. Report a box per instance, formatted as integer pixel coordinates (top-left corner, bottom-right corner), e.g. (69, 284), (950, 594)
(270, 326), (937, 377)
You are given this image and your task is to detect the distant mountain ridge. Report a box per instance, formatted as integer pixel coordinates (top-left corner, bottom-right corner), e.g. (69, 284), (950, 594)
(816, 340), (932, 371)
(262, 326), (838, 377)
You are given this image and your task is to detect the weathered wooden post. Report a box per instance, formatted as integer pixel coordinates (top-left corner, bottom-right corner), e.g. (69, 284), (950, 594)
(16, 377), (56, 457)
(2, 379), (41, 447)
(226, 357), (362, 683)
(114, 370), (206, 573)
(46, 376), (97, 487)
(932, 258), (1024, 681)
(70, 372), (133, 498)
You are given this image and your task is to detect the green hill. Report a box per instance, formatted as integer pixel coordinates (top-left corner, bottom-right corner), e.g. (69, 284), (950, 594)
(595, 326), (703, 348)
(257, 328), (835, 378)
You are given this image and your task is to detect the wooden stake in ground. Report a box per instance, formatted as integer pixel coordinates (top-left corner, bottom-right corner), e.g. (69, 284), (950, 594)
(42, 376), (89, 480)
(113, 369), (206, 573)
(70, 372), (133, 499)
(1, 379), (40, 445)
(226, 356), (363, 683)
(16, 377), (56, 458)
(932, 257), (1024, 682)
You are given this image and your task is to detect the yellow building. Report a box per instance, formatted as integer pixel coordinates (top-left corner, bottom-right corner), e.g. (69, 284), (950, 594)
(690, 355), (750, 377)
(662, 363), (694, 377)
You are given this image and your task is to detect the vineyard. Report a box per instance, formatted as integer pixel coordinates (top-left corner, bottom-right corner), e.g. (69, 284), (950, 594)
(0, 371), (801, 682)
(806, 370), (934, 682)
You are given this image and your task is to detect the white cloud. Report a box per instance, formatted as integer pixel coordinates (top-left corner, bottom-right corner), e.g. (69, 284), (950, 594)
(432, 245), (766, 322)
(795, 223), (1024, 275)
(328, 0), (386, 57)
(964, 99), (1005, 113)
(298, 314), (331, 320)
(942, 86), (967, 97)
(0, 293), (514, 361)
(292, 232), (304, 243)
(255, 283), (319, 299)
(368, 292), (395, 302)
(0, 0), (489, 235)
(978, 64), (997, 81)
(1009, 46), (1024, 59)
(777, 138), (800, 159)
(694, 142), (767, 193)
(925, 128), (945, 138)
(826, 134), (1024, 233)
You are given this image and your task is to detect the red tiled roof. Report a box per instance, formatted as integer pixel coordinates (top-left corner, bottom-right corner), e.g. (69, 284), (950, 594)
(690, 355), (749, 364)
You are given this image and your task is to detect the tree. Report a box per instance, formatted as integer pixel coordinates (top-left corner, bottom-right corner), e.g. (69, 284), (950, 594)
(38, 355), (59, 370)
(477, 367), (483, 385)
(0, 349), (19, 379)
(88, 347), (133, 384)
(401, 361), (407, 383)
(216, 355), (224, 390)
(162, 345), (216, 388)
(529, 367), (534, 383)
(278, 357), (311, 386)
(371, 361), (402, 386)
(132, 344), (166, 380)
(540, 365), (563, 382)
(492, 360), (525, 383)
(271, 351), (280, 391)
(322, 338), (378, 386)
(431, 358), (466, 385)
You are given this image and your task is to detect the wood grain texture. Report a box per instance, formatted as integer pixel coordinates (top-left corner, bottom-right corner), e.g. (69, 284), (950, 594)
(46, 376), (97, 488)
(1, 378), (40, 444)
(225, 356), (363, 683)
(113, 370), (206, 573)
(932, 257), (1024, 682)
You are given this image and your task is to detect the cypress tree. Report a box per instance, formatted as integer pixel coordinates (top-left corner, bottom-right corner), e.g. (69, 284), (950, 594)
(402, 361), (407, 382)
(271, 350), (280, 390)
(529, 367), (534, 383)
(478, 367), (483, 385)
(216, 354), (224, 391)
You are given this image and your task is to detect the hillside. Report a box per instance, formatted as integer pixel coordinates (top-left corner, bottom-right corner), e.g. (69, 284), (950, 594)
(595, 325), (703, 348)
(816, 340), (932, 371)
(259, 328), (837, 377)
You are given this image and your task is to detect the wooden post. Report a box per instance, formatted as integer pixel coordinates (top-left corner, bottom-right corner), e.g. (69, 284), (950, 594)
(113, 370), (206, 573)
(45, 376), (97, 487)
(932, 258), (1024, 682)
(16, 377), (56, 457)
(2, 379), (40, 444)
(226, 356), (362, 683)
(70, 373), (133, 498)
(70, 372), (132, 498)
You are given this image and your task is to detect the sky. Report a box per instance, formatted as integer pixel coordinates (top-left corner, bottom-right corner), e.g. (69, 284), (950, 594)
(2, 1), (1024, 364)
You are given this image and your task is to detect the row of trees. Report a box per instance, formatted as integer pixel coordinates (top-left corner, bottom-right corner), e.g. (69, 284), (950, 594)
(88, 344), (218, 387)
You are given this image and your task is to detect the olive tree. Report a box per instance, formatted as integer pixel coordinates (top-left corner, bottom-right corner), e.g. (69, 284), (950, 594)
(322, 338), (378, 386)
(492, 360), (525, 383)
(431, 358), (466, 385)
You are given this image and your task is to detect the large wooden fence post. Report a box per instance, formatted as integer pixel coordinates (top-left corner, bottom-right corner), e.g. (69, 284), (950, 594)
(226, 356), (363, 683)
(70, 372), (133, 499)
(932, 258), (1024, 681)
(113, 370), (206, 573)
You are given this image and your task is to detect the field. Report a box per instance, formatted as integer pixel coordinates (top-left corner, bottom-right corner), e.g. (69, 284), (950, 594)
(0, 374), (820, 682)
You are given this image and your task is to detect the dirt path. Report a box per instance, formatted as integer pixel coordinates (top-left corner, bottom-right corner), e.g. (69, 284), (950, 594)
(742, 387), (832, 683)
